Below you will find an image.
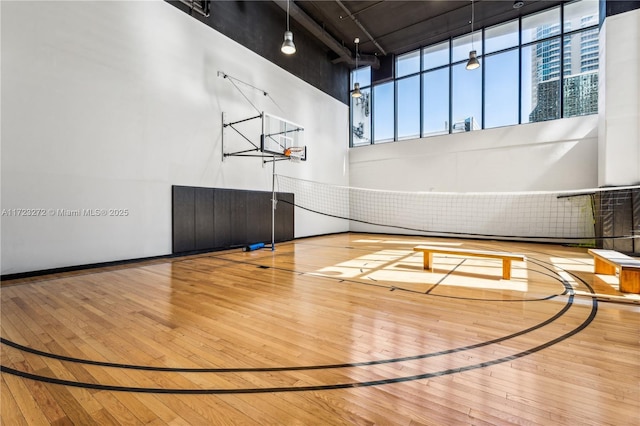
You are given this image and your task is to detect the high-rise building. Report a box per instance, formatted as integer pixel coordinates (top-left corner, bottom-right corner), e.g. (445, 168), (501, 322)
(564, 72), (599, 117)
(529, 14), (598, 122)
(529, 79), (560, 122)
(578, 16), (599, 73)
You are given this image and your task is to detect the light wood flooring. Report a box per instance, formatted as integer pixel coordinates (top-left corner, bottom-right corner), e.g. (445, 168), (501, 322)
(2, 233), (639, 425)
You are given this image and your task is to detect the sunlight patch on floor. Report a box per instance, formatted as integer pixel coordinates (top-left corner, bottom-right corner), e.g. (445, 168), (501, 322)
(549, 257), (593, 272)
(312, 248), (531, 292)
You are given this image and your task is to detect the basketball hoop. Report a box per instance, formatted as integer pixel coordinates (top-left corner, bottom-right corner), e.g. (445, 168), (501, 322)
(286, 146), (305, 162)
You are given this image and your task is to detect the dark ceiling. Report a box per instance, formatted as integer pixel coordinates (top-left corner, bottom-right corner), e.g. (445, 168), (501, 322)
(173, 0), (573, 101)
(295, 1), (566, 59)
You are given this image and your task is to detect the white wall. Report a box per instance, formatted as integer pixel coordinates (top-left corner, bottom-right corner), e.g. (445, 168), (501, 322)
(598, 8), (640, 186)
(350, 115), (599, 192)
(0, 0), (349, 275)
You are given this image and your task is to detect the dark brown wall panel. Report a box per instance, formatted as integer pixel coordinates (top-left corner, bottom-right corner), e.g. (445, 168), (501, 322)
(276, 193), (294, 242)
(172, 186), (195, 253)
(213, 189), (233, 249)
(246, 192), (271, 244)
(195, 187), (215, 250)
(172, 186), (294, 254)
(231, 191), (248, 247)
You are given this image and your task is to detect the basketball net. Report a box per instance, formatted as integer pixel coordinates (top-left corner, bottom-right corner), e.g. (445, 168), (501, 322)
(284, 146), (304, 163)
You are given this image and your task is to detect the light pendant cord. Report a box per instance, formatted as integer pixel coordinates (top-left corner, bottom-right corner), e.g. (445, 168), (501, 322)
(471, 0), (475, 50)
(281, 0), (296, 55)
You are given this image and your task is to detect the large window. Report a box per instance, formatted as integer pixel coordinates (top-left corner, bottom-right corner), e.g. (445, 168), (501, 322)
(452, 62), (482, 132)
(562, 0), (599, 118)
(396, 50), (420, 78)
(485, 49), (519, 128)
(373, 82), (394, 143)
(350, 67), (371, 146)
(422, 41), (449, 70)
(452, 31), (482, 63)
(563, 28), (599, 117)
(422, 68), (449, 136)
(521, 42), (561, 123)
(485, 19), (518, 54)
(349, 0), (599, 146)
(397, 76), (420, 140)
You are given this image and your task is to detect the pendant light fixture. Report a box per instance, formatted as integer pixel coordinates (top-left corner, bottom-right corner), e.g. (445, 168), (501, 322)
(466, 0), (480, 70)
(281, 0), (296, 55)
(352, 37), (362, 98)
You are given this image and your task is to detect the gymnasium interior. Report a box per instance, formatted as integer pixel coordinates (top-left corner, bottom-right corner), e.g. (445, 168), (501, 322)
(2, 1), (639, 424)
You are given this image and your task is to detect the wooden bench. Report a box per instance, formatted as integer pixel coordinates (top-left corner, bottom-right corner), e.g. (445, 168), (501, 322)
(413, 245), (526, 280)
(587, 249), (640, 294)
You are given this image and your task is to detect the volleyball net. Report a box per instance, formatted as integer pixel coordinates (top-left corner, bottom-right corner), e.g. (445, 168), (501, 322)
(275, 175), (640, 244)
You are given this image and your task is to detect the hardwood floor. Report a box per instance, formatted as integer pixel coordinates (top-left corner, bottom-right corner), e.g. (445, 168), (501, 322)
(2, 233), (639, 425)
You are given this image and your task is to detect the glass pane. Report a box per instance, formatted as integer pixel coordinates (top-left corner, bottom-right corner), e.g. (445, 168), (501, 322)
(423, 40), (449, 70)
(351, 66), (371, 88)
(396, 49), (420, 77)
(521, 42), (560, 123)
(452, 31), (482, 63)
(451, 62), (482, 132)
(351, 88), (371, 146)
(564, 0), (599, 32)
(485, 19), (519, 54)
(422, 67), (450, 137)
(396, 76), (420, 140)
(522, 7), (560, 44)
(563, 28), (599, 76)
(373, 82), (395, 143)
(484, 49), (519, 128)
(563, 30), (599, 117)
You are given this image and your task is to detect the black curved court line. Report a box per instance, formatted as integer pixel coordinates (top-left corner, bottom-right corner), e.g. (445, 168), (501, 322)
(2, 246), (571, 380)
(0, 249), (598, 394)
(0, 290), (597, 394)
(0, 257), (578, 374)
(275, 198), (636, 241)
(0, 292), (572, 373)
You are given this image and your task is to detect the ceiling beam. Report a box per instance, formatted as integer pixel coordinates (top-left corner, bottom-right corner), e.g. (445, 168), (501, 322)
(331, 53), (379, 67)
(272, 0), (380, 69)
(334, 0), (387, 56)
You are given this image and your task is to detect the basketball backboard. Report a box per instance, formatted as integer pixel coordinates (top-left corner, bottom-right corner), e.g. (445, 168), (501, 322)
(261, 113), (306, 161)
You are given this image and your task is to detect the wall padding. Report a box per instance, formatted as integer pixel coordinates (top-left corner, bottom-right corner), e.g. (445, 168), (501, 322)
(172, 186), (294, 253)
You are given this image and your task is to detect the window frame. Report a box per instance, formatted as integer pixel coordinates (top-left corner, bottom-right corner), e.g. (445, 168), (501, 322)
(349, 0), (599, 147)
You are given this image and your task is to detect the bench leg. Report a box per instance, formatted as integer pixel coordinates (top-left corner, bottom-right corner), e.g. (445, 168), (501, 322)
(594, 257), (616, 275)
(619, 270), (640, 294)
(502, 259), (511, 280)
(422, 252), (433, 270)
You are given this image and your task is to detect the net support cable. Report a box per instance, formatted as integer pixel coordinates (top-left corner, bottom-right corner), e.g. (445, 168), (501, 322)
(217, 71), (285, 114)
